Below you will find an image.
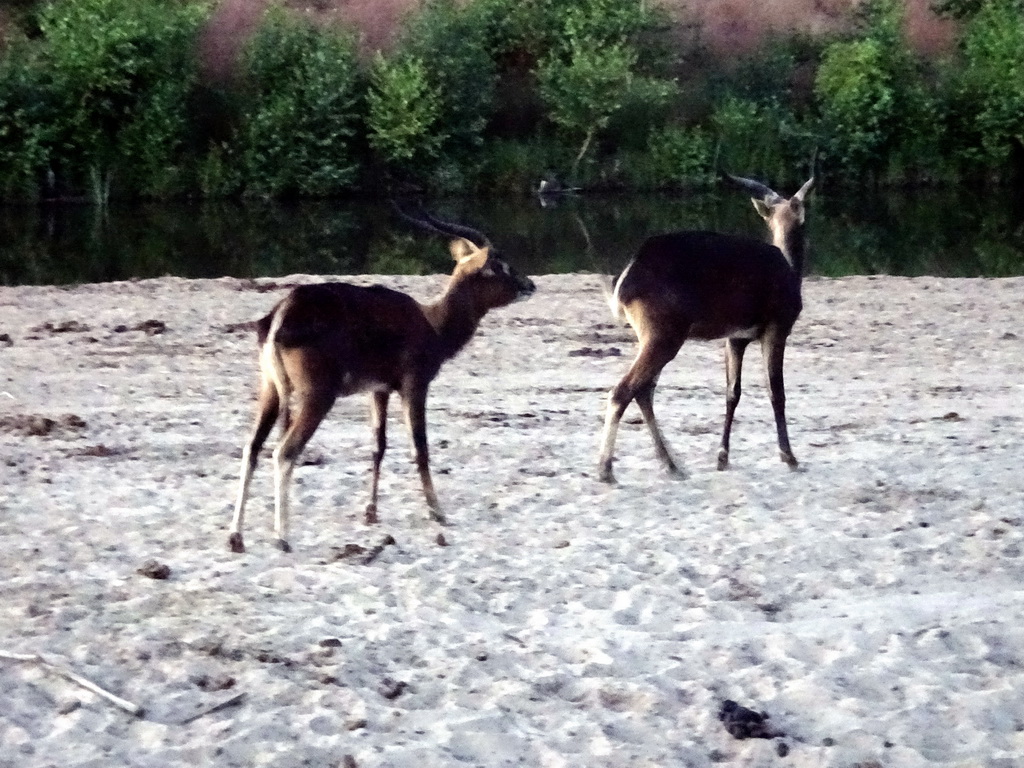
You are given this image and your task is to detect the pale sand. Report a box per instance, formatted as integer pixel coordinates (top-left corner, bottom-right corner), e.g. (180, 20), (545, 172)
(1, 273), (1023, 767)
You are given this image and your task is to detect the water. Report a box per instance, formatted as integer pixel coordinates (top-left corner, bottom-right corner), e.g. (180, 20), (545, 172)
(1, 188), (1022, 286)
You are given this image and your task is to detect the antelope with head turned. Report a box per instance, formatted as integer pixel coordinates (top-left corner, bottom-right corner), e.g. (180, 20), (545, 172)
(598, 174), (814, 483)
(229, 207), (536, 553)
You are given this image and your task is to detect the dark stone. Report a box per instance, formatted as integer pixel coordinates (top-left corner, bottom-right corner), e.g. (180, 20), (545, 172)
(137, 559), (171, 580)
(718, 699), (785, 740)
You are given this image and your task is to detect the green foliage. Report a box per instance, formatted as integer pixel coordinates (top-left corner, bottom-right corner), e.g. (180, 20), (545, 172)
(37, 0), (208, 201)
(366, 52), (446, 171)
(538, 41), (636, 138)
(477, 138), (566, 194)
(813, 0), (949, 183)
(606, 74), (679, 151)
(719, 37), (801, 106)
(814, 38), (895, 174)
(620, 124), (714, 189)
(0, 37), (52, 200)
(235, 7), (360, 198)
(533, 0), (677, 180)
(483, 0), (666, 65)
(711, 96), (813, 183)
(957, 0), (1024, 171)
(930, 0), (1021, 19)
(5, 0), (1024, 200)
(401, 0), (497, 153)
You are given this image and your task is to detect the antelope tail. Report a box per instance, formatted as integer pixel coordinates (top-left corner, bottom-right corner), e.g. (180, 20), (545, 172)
(601, 273), (623, 323)
(259, 302), (293, 425)
(603, 259), (636, 325)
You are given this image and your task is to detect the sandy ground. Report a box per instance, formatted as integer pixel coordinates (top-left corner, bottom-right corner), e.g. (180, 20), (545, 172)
(1, 272), (1023, 767)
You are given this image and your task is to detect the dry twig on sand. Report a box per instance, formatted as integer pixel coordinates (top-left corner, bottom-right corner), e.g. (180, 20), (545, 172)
(177, 693), (245, 725)
(0, 650), (145, 717)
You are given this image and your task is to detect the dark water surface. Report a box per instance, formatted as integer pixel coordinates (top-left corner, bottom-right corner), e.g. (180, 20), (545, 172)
(2, 189), (1023, 286)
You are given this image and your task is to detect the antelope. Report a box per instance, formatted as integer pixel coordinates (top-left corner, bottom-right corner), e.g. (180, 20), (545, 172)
(228, 208), (536, 553)
(597, 174), (814, 483)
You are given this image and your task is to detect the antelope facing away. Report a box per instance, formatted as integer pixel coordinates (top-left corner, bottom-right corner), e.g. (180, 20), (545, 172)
(598, 174), (814, 483)
(229, 208), (536, 553)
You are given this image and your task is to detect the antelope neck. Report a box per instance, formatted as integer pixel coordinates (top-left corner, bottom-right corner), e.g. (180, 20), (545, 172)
(422, 281), (485, 359)
(775, 223), (806, 277)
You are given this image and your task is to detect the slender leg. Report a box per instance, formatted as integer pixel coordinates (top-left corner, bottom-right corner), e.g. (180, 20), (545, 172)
(228, 382), (279, 553)
(760, 328), (798, 467)
(365, 391), (390, 524)
(634, 377), (683, 478)
(598, 393), (629, 484)
(717, 337), (750, 470)
(271, 393), (335, 552)
(598, 334), (684, 483)
(401, 384), (444, 523)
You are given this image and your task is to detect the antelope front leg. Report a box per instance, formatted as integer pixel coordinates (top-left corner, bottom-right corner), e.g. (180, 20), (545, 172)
(365, 391), (389, 524)
(761, 329), (798, 468)
(717, 337), (750, 470)
(633, 387), (683, 479)
(402, 387), (445, 524)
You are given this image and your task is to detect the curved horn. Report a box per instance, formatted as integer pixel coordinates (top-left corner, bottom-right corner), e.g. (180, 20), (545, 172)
(420, 210), (491, 249)
(724, 173), (783, 204)
(392, 200), (450, 238)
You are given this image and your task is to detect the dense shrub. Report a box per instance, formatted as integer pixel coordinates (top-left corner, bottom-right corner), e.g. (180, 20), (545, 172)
(365, 52), (446, 176)
(533, 0), (677, 184)
(0, 37), (52, 200)
(957, 0), (1024, 172)
(537, 41), (636, 181)
(813, 0), (953, 183)
(400, 0), (497, 155)
(3, 0), (1024, 201)
(37, 0), (208, 201)
(233, 7), (361, 198)
(814, 38), (895, 175)
(618, 124), (713, 190)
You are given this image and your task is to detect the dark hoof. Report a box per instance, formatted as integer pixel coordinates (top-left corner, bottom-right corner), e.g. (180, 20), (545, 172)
(228, 533), (245, 554)
(274, 538), (292, 553)
(717, 453), (729, 471)
(364, 505), (379, 525)
(665, 463), (687, 480)
(782, 453), (799, 469)
(598, 466), (616, 484)
(429, 508), (447, 526)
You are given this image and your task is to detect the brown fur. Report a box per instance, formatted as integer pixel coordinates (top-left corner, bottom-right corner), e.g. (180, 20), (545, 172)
(597, 176), (813, 483)
(229, 236), (534, 553)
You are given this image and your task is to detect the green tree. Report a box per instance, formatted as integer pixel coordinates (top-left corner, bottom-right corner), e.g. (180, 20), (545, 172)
(234, 8), (361, 198)
(814, 0), (943, 182)
(38, 0), (208, 202)
(535, 1), (676, 183)
(0, 37), (53, 200)
(537, 40), (636, 181)
(366, 52), (447, 173)
(958, 0), (1024, 171)
(401, 0), (497, 153)
(815, 38), (895, 175)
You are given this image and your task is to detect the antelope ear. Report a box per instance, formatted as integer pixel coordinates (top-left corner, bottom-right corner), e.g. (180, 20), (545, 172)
(450, 238), (488, 266)
(449, 238), (480, 262)
(794, 176), (815, 202)
(752, 199), (772, 220)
